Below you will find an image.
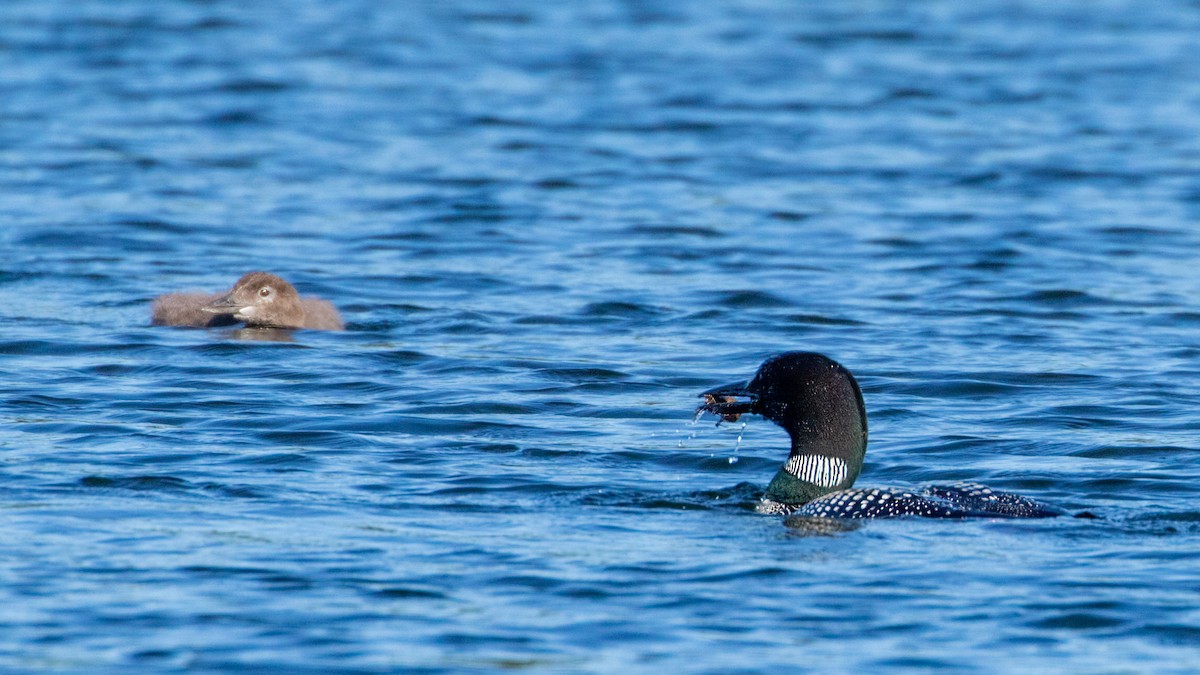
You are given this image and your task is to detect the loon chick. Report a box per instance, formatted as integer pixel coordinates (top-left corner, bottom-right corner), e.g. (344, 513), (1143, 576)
(698, 352), (1062, 521)
(151, 272), (344, 331)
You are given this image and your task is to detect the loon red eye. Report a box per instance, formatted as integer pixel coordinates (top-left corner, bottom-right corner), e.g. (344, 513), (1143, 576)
(259, 287), (271, 297)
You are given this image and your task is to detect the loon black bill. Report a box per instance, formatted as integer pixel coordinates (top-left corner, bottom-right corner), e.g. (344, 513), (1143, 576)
(202, 295), (243, 314)
(698, 380), (757, 421)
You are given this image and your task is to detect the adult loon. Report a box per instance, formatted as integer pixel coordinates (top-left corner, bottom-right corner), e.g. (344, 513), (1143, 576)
(698, 352), (1062, 521)
(151, 272), (344, 331)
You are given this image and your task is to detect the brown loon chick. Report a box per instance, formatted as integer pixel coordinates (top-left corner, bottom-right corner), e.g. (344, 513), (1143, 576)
(151, 272), (344, 331)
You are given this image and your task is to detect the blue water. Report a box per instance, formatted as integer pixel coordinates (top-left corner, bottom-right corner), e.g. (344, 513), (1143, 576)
(3, 0), (1200, 671)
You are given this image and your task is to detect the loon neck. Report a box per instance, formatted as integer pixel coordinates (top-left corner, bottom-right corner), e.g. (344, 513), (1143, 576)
(762, 436), (863, 506)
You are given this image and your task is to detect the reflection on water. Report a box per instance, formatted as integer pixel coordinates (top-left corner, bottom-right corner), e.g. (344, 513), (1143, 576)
(226, 327), (297, 343)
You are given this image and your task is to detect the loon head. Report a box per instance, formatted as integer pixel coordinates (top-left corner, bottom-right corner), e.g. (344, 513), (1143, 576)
(203, 272), (306, 329)
(699, 352), (869, 506)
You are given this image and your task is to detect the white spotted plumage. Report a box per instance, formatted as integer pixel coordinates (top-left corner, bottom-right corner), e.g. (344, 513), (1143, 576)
(769, 482), (1061, 520)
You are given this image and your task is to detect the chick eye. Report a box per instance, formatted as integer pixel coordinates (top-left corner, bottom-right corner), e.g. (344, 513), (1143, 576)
(259, 287), (271, 297)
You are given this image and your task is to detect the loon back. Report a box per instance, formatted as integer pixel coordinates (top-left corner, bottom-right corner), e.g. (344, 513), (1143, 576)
(777, 482), (1063, 521)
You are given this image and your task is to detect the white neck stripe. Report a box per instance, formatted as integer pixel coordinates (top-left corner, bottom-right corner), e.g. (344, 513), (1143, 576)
(785, 454), (848, 488)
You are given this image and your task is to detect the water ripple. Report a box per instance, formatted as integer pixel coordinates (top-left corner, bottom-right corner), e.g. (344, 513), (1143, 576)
(3, 0), (1200, 671)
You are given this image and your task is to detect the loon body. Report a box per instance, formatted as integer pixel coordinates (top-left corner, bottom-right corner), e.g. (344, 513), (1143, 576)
(152, 272), (344, 331)
(699, 352), (1062, 521)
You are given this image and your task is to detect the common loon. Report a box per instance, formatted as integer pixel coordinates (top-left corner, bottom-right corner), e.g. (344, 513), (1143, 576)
(151, 272), (344, 331)
(698, 352), (1062, 521)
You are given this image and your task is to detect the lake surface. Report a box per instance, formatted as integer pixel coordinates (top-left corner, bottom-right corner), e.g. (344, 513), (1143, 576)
(3, 0), (1200, 671)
